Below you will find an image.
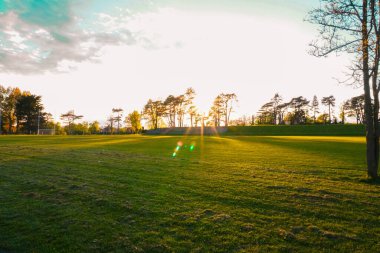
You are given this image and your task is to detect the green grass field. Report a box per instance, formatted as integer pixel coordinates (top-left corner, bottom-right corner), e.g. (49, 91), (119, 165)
(1, 135), (379, 252)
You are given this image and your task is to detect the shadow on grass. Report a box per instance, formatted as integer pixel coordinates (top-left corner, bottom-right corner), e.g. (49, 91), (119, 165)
(359, 177), (380, 185)
(231, 136), (364, 162)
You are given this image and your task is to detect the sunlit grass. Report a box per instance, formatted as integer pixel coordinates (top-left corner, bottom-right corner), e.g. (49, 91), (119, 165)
(0, 135), (379, 252)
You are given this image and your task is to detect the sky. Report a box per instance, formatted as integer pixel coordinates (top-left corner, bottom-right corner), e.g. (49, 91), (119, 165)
(0, 0), (363, 124)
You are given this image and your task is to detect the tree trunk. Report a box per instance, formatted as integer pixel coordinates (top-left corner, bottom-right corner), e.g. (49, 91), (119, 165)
(0, 108), (2, 135)
(154, 116), (158, 129)
(8, 114), (12, 133)
(225, 103), (228, 127)
(328, 104), (331, 124)
(372, 76), (379, 169)
(227, 107), (232, 127)
(363, 0), (378, 178)
(16, 117), (19, 133)
(370, 0), (380, 169)
(364, 87), (377, 178)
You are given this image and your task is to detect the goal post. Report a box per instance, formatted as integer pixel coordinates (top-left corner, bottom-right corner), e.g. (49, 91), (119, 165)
(38, 129), (56, 135)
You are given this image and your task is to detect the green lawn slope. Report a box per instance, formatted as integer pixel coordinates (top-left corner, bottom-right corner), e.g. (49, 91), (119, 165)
(145, 124), (365, 136)
(226, 124), (365, 136)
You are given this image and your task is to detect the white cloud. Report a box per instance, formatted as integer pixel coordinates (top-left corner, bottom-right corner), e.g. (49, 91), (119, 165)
(0, 9), (142, 74)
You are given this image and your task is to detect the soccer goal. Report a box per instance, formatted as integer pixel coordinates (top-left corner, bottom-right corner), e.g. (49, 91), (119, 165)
(38, 129), (56, 135)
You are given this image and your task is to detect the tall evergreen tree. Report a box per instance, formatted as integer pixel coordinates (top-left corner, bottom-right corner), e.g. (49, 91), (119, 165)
(15, 94), (44, 134)
(311, 95), (319, 123)
(321, 96), (336, 124)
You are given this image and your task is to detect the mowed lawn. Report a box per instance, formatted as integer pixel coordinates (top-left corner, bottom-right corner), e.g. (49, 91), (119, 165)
(0, 135), (379, 252)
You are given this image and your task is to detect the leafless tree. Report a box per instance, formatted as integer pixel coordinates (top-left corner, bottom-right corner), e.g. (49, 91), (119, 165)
(307, 0), (380, 178)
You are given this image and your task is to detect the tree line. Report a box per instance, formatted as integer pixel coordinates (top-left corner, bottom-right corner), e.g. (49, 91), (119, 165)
(0, 84), (365, 135)
(58, 109), (143, 135)
(142, 88), (238, 129)
(255, 93), (364, 125)
(0, 85), (48, 134)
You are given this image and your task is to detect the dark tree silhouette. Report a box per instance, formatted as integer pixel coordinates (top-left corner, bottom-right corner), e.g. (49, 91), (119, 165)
(289, 96), (310, 125)
(185, 87), (196, 126)
(16, 94), (44, 134)
(0, 85), (6, 134)
(257, 93), (283, 125)
(220, 93), (237, 127)
(308, 0), (380, 178)
(60, 110), (83, 135)
(321, 95), (336, 124)
(112, 108), (123, 134)
(143, 99), (165, 129)
(311, 95), (319, 123)
(209, 95), (223, 126)
(164, 95), (178, 127)
(344, 95), (365, 124)
(257, 102), (275, 125)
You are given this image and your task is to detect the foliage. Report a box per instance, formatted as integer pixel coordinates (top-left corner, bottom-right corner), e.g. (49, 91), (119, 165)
(2, 87), (21, 133)
(209, 93), (237, 127)
(288, 96), (310, 124)
(60, 110), (83, 135)
(321, 95), (336, 124)
(163, 95), (178, 127)
(343, 95), (365, 124)
(257, 95), (310, 125)
(64, 122), (89, 135)
(126, 110), (142, 133)
(112, 108), (123, 134)
(209, 95), (223, 126)
(162, 88), (196, 128)
(230, 115), (253, 126)
(311, 95), (320, 123)
(316, 113), (329, 124)
(0, 85), (49, 134)
(220, 93), (238, 126)
(89, 121), (101, 134)
(143, 99), (165, 129)
(15, 93), (45, 134)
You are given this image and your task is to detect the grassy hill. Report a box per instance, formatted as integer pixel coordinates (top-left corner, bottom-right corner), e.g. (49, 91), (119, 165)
(145, 124), (365, 136)
(0, 135), (378, 252)
(226, 124), (365, 136)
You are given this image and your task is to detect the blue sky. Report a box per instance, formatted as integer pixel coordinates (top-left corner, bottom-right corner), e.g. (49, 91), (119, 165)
(0, 0), (360, 124)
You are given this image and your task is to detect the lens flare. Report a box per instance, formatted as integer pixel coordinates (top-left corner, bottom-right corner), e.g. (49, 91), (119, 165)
(190, 141), (196, 151)
(171, 140), (197, 157)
